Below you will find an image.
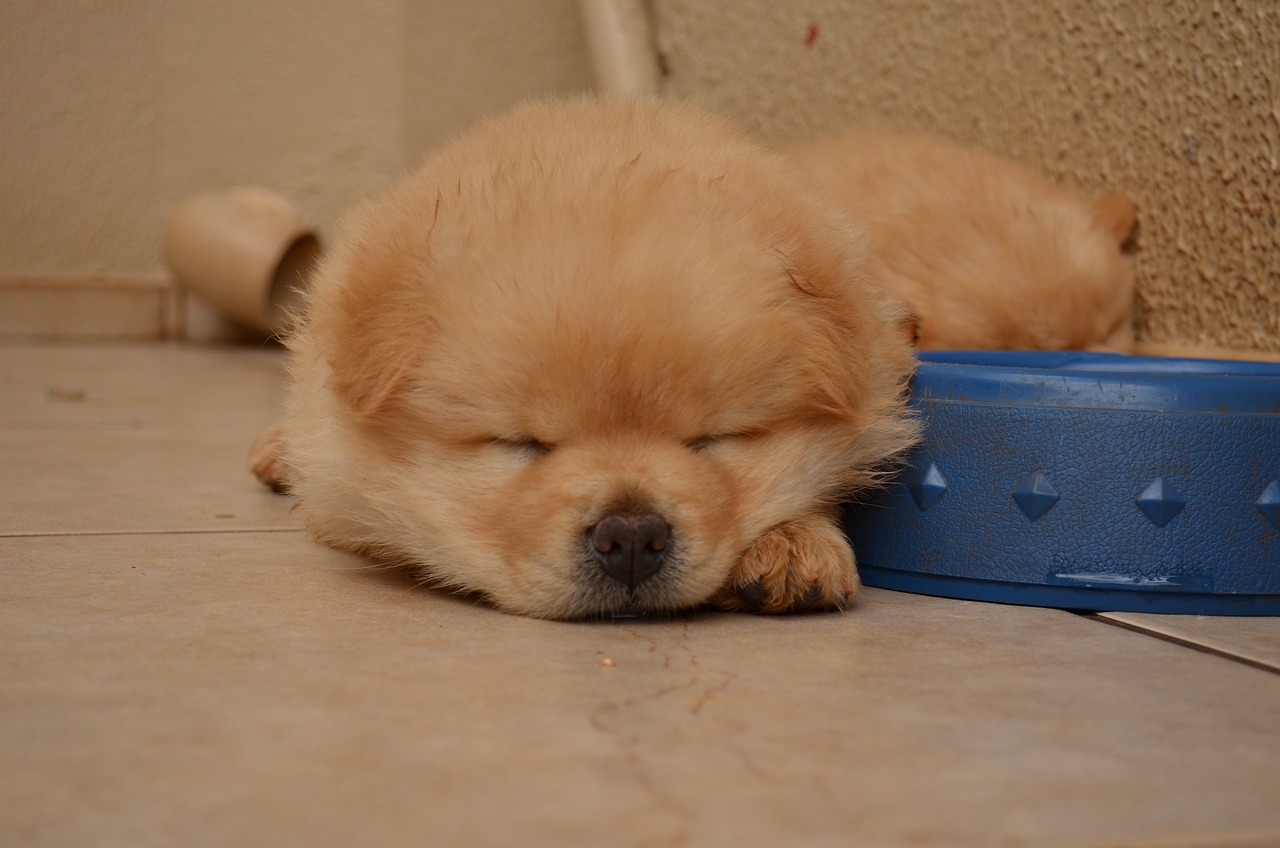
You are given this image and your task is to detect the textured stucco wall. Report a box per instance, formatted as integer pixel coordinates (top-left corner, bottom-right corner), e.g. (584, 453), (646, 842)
(655, 0), (1280, 351)
(0, 0), (592, 285)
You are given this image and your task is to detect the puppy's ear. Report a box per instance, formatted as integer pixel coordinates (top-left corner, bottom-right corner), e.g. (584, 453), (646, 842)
(774, 236), (912, 423)
(312, 253), (429, 421)
(327, 320), (420, 419)
(1091, 192), (1138, 249)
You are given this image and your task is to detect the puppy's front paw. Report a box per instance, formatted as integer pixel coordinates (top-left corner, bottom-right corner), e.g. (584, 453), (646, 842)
(710, 516), (858, 613)
(248, 424), (291, 494)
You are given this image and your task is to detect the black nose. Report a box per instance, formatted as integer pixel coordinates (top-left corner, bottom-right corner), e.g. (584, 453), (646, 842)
(588, 512), (670, 589)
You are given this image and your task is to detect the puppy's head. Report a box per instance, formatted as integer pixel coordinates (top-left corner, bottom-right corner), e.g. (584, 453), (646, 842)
(293, 99), (917, 618)
(908, 187), (1140, 353)
(790, 130), (1139, 353)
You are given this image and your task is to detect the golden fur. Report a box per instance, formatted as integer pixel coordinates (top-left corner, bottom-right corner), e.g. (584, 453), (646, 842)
(783, 129), (1139, 352)
(253, 98), (920, 620)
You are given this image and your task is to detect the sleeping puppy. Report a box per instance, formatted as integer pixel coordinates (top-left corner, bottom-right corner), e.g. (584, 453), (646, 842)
(783, 129), (1139, 352)
(250, 98), (920, 620)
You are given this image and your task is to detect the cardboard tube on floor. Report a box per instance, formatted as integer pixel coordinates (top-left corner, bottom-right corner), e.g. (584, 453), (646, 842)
(163, 187), (320, 335)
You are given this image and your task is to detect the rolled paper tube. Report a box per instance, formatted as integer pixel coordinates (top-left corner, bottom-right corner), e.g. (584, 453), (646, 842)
(163, 187), (320, 334)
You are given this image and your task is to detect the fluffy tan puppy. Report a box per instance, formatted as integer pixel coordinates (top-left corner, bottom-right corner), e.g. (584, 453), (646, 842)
(252, 98), (920, 620)
(783, 129), (1139, 352)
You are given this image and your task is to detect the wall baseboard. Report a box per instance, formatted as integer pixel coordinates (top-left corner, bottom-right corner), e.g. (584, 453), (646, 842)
(5, 277), (1275, 358)
(0, 277), (273, 343)
(0, 277), (175, 341)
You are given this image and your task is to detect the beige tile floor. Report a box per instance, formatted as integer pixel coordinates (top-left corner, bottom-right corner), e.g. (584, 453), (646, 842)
(3, 343), (1279, 848)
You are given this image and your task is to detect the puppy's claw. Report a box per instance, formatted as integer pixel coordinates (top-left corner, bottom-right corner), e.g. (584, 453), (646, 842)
(710, 517), (858, 614)
(793, 583), (835, 613)
(723, 577), (768, 611)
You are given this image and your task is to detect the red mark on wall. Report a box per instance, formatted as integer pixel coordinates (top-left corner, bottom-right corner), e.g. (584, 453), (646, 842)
(804, 23), (820, 48)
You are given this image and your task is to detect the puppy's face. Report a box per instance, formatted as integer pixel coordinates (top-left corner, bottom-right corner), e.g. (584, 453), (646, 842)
(290, 101), (915, 618)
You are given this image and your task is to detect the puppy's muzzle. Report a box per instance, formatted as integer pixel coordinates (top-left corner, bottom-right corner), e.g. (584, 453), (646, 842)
(588, 512), (670, 590)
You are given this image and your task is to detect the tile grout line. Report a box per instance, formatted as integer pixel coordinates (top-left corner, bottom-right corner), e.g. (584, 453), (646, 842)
(0, 527), (305, 539)
(1080, 612), (1280, 675)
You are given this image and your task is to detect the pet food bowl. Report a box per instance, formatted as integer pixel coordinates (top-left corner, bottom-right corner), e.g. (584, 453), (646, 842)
(843, 351), (1280, 615)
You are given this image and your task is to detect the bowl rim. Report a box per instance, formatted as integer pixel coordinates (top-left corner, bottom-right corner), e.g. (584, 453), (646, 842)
(914, 351), (1280, 414)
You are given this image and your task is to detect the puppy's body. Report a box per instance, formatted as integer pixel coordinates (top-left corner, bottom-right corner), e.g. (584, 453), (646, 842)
(783, 129), (1138, 351)
(269, 99), (919, 619)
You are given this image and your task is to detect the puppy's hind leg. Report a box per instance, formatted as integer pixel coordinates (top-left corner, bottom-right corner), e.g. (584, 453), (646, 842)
(248, 424), (292, 494)
(710, 512), (859, 614)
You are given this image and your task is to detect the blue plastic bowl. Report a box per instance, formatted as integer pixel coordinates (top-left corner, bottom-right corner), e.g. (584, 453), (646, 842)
(843, 351), (1280, 615)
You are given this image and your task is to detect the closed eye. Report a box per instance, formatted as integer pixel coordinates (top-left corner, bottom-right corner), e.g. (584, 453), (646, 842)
(490, 436), (554, 458)
(685, 431), (762, 452)
(685, 435), (719, 452)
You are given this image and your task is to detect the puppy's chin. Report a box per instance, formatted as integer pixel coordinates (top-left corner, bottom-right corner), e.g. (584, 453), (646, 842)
(492, 557), (707, 621)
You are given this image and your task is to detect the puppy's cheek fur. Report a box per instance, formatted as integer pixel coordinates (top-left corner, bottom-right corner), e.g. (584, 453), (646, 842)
(727, 421), (915, 539)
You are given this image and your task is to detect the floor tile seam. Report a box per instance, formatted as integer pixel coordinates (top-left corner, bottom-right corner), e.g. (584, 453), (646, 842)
(0, 421), (275, 429)
(0, 527), (304, 540)
(1098, 832), (1280, 848)
(1080, 612), (1280, 675)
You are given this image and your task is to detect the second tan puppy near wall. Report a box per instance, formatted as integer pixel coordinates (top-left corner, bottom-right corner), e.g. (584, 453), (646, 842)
(783, 129), (1139, 352)
(252, 97), (921, 620)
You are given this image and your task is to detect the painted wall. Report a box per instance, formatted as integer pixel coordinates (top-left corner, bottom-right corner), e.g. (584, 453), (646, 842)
(655, 0), (1280, 351)
(0, 0), (592, 290)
